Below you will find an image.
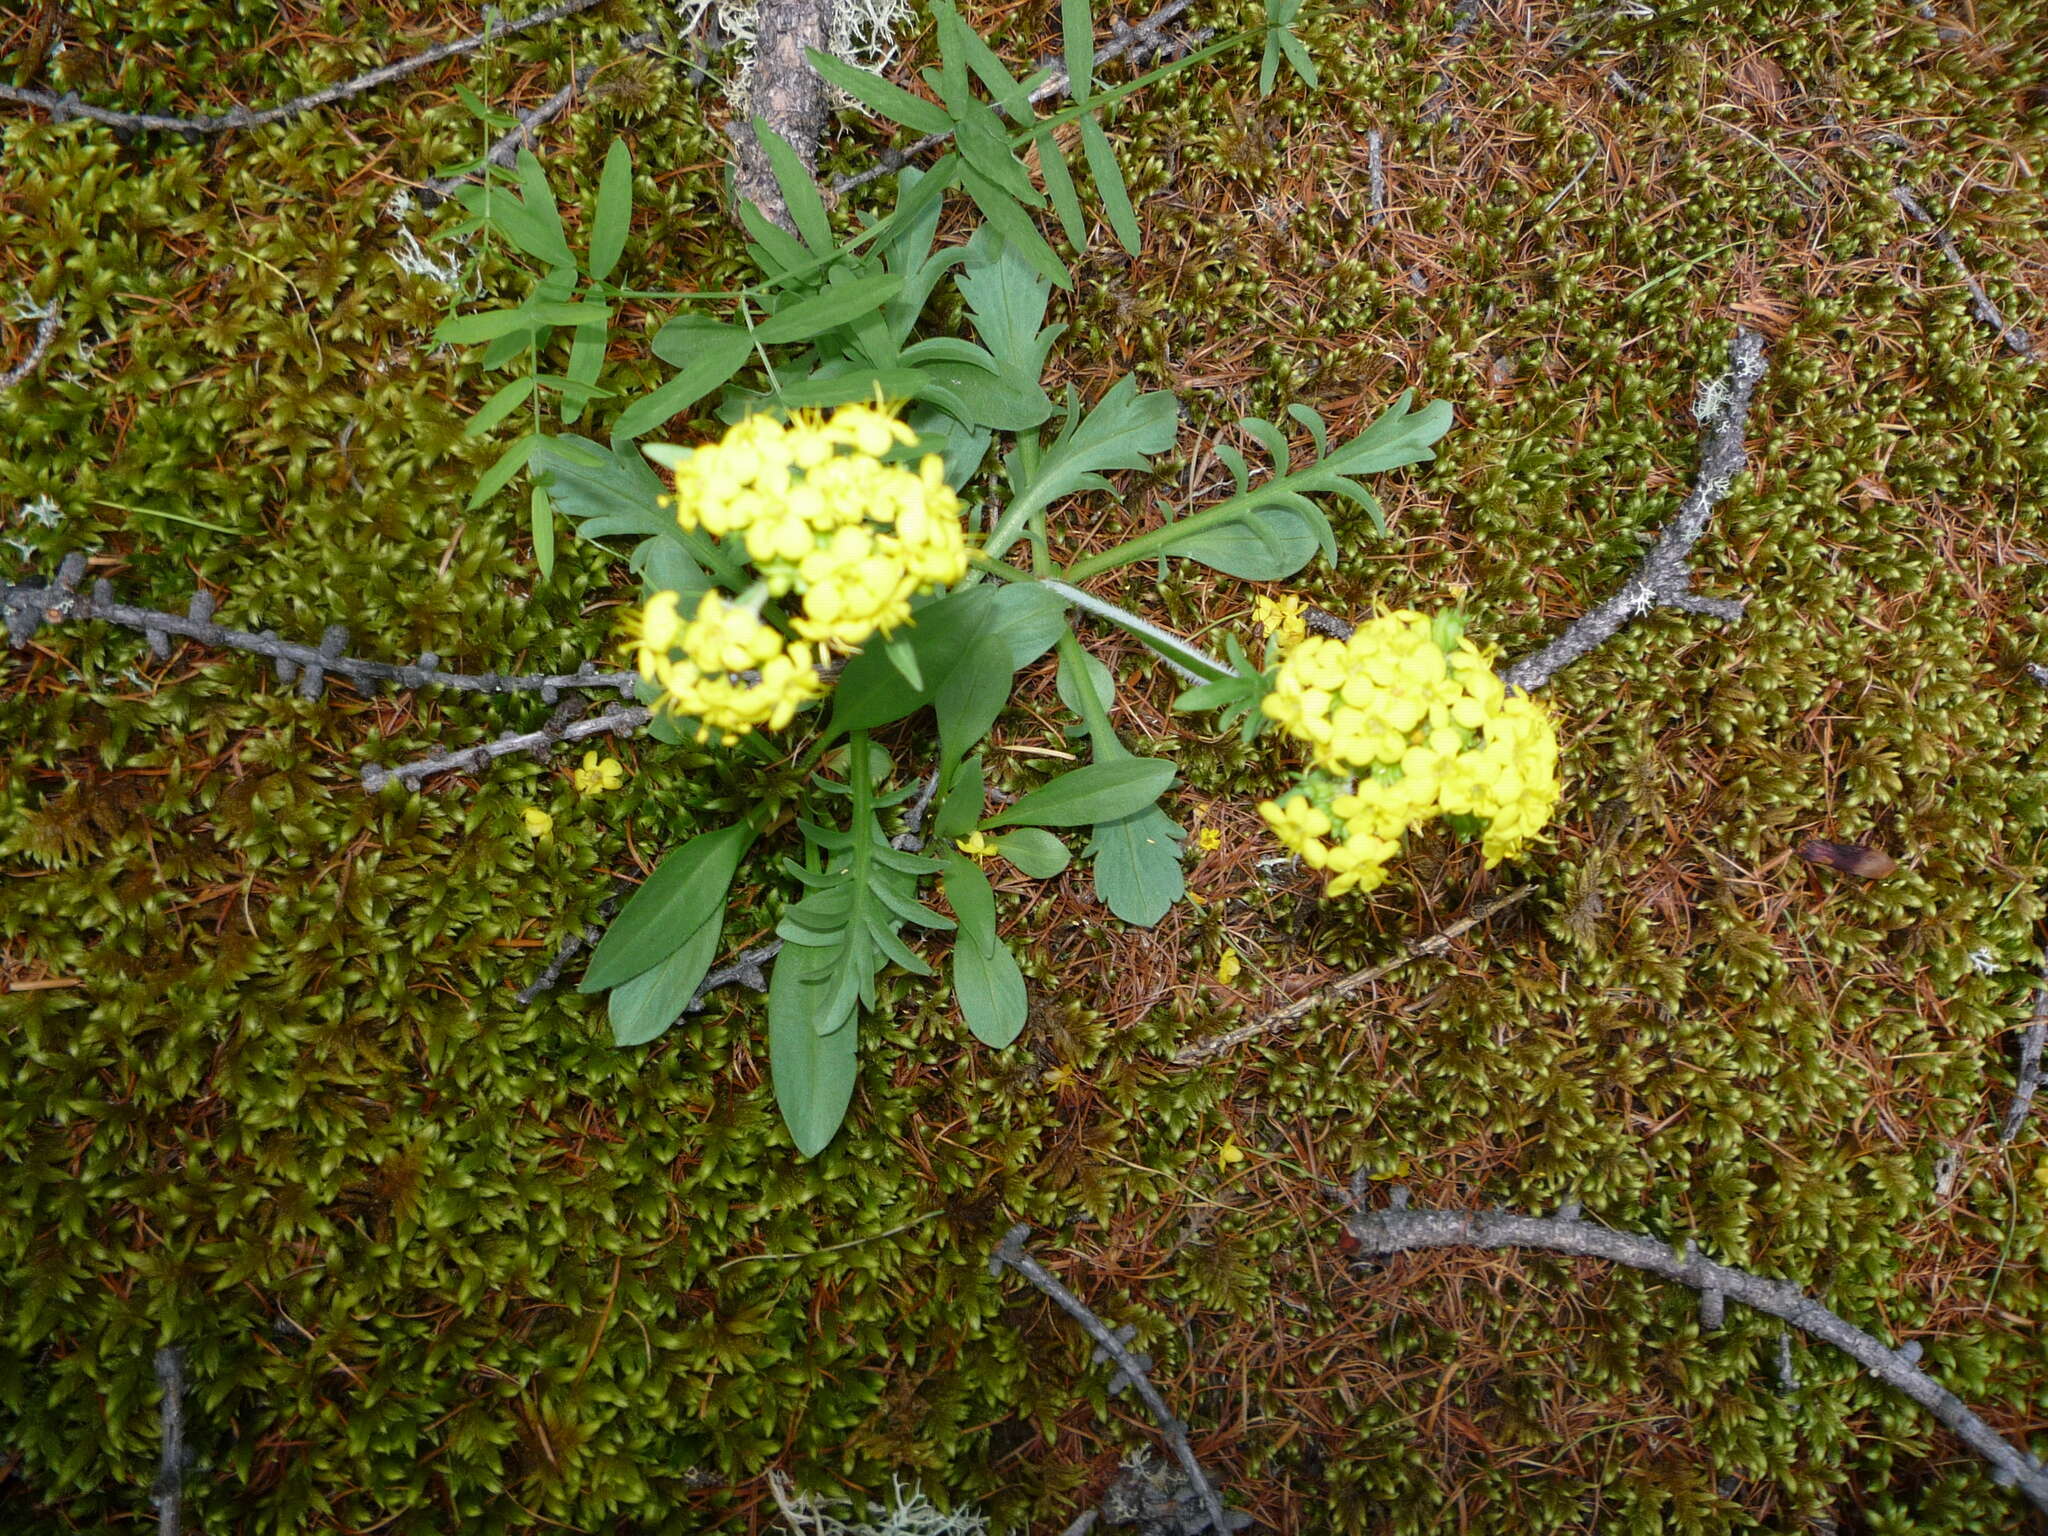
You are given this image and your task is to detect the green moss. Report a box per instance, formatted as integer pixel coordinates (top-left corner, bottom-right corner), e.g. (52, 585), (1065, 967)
(4, 0), (2048, 1531)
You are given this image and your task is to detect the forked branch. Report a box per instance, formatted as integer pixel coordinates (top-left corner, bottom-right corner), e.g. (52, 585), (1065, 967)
(1345, 1193), (2048, 1515)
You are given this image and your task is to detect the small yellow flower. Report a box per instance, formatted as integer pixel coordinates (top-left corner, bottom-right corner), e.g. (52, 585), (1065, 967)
(1216, 949), (1242, 986)
(1253, 593), (1309, 654)
(955, 831), (998, 859)
(1216, 1136), (1246, 1171)
(571, 751), (625, 796)
(1197, 826), (1223, 853)
(521, 807), (553, 840)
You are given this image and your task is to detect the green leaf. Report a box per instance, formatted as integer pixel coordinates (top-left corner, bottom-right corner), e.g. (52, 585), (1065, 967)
(933, 754), (986, 842)
(752, 120), (835, 253)
(466, 432), (538, 509)
(982, 757), (1177, 828)
(588, 138), (634, 282)
(941, 852), (1027, 1047)
(831, 584), (1067, 736)
(527, 301), (613, 328)
(805, 48), (953, 134)
(884, 634), (925, 690)
(954, 104), (1041, 205)
(1079, 117), (1141, 254)
(937, 0), (1032, 115)
(465, 375), (537, 436)
(992, 827), (1069, 878)
(560, 322), (607, 427)
(941, 852), (1000, 954)
(1062, 0), (1094, 99)
(1035, 127), (1087, 249)
(613, 327), (755, 441)
(768, 941), (861, 1156)
(531, 482), (555, 578)
(515, 147), (570, 261)
(1320, 390), (1454, 475)
(1155, 504), (1320, 579)
(608, 916), (721, 1045)
(1086, 802), (1184, 925)
(755, 272), (905, 344)
(436, 306), (548, 346)
(1241, 415), (1291, 476)
(1287, 401), (1329, 456)
(986, 373), (1177, 563)
(1278, 29), (1319, 88)
(581, 820), (757, 991)
(960, 166), (1070, 291)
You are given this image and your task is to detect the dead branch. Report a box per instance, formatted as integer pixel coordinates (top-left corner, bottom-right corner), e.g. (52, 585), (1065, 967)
(152, 1346), (187, 1536)
(516, 879), (632, 1005)
(1345, 1192), (2048, 1515)
(1500, 328), (1767, 694)
(0, 0), (610, 137)
(0, 302), (60, 392)
(828, 0), (1200, 198)
(2001, 980), (2048, 1143)
(1170, 883), (1537, 1065)
(1893, 186), (2034, 357)
(731, 0), (837, 235)
(359, 702), (652, 793)
(990, 1225), (1241, 1534)
(3, 554), (637, 702)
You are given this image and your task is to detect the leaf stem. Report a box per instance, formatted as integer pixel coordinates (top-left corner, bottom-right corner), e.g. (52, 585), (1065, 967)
(1063, 484), (1272, 581)
(1042, 580), (1234, 684)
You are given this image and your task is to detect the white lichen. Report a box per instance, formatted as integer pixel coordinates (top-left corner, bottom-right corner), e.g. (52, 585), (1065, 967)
(1968, 946), (2000, 976)
(771, 1474), (988, 1536)
(681, 0), (913, 112)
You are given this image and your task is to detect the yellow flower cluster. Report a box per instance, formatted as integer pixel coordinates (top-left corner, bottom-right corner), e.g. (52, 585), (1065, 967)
(661, 403), (970, 651)
(634, 590), (824, 744)
(1257, 609), (1561, 895)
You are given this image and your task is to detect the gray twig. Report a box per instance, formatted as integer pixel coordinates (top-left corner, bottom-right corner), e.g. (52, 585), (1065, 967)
(1170, 883), (1537, 1065)
(360, 703), (652, 793)
(1345, 1196), (2048, 1515)
(2000, 981), (2048, 1143)
(421, 30), (664, 206)
(1366, 129), (1387, 227)
(990, 1225), (1238, 1535)
(152, 1346), (187, 1536)
(0, 302), (61, 392)
(516, 881), (631, 1005)
(3, 557), (637, 701)
(1893, 186), (2034, 357)
(1499, 328), (1767, 694)
(829, 0), (1198, 197)
(0, 0), (610, 136)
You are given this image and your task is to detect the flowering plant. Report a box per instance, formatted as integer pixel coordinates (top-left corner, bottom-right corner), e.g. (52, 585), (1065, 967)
(434, 7), (1548, 1156)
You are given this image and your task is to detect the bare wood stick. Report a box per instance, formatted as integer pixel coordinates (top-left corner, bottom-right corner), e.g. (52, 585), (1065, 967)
(990, 1225), (1237, 1534)
(1366, 129), (1387, 227)
(1893, 185), (2034, 357)
(731, 0), (836, 235)
(152, 1346), (187, 1536)
(1500, 328), (1766, 693)
(1171, 883), (1537, 1065)
(2000, 981), (2048, 1143)
(0, 302), (60, 392)
(360, 703), (651, 792)
(828, 0), (1198, 197)
(0, 0), (610, 136)
(4, 558), (637, 701)
(1345, 1195), (2048, 1515)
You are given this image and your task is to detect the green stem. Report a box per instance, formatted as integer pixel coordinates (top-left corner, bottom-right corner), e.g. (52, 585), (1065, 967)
(1055, 630), (1118, 744)
(848, 728), (874, 883)
(1042, 579), (1234, 684)
(1063, 485), (1273, 582)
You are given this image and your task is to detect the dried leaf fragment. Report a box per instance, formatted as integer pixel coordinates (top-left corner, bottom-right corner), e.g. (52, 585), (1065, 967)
(1798, 840), (1898, 880)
